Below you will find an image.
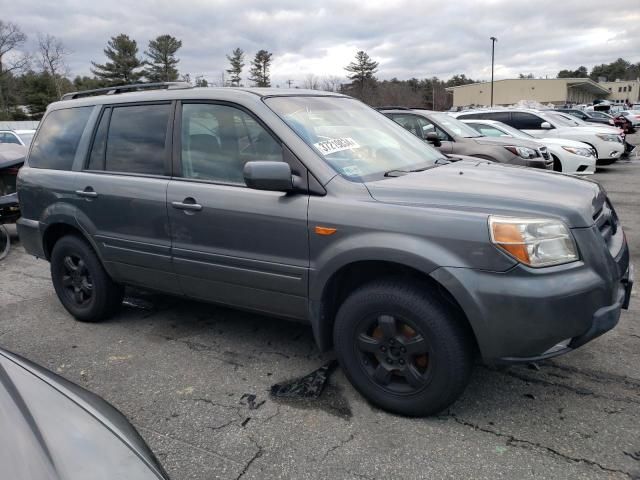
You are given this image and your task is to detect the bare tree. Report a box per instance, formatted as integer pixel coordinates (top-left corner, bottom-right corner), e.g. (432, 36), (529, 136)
(38, 33), (70, 98)
(302, 73), (320, 90)
(321, 75), (343, 93)
(0, 21), (30, 76)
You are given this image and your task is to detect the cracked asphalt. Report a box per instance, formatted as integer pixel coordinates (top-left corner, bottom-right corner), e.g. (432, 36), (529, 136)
(1, 139), (639, 479)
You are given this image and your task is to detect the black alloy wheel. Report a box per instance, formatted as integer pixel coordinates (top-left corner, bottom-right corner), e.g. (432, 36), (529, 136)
(60, 254), (93, 306)
(356, 314), (433, 395)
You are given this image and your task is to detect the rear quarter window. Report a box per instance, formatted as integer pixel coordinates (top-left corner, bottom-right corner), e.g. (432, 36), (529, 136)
(28, 107), (93, 170)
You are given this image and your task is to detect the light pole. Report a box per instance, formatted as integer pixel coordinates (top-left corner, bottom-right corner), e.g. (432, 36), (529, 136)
(490, 36), (497, 107)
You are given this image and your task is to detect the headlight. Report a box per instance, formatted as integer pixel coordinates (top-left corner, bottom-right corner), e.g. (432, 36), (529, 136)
(489, 216), (579, 267)
(561, 146), (594, 157)
(504, 146), (538, 159)
(596, 133), (619, 142)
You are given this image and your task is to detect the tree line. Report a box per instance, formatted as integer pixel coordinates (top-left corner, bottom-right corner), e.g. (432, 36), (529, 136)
(1, 18), (639, 121)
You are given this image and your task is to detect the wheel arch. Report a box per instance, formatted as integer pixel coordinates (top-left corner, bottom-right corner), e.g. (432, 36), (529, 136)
(310, 259), (478, 354)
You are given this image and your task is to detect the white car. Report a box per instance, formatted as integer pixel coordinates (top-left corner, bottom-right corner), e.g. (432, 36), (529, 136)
(0, 129), (36, 147)
(461, 119), (596, 175)
(452, 109), (625, 165)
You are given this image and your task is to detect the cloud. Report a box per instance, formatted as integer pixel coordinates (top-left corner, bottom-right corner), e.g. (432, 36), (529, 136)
(5, 0), (640, 87)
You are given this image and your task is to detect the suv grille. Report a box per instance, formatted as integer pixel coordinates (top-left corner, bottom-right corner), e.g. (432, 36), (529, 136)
(539, 146), (550, 160)
(539, 147), (553, 169)
(593, 200), (618, 249)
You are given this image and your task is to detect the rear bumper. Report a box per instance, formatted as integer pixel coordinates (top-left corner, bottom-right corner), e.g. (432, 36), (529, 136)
(16, 217), (45, 258)
(431, 232), (631, 364)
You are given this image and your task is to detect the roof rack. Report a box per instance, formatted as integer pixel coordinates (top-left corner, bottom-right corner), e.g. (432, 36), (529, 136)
(60, 82), (193, 101)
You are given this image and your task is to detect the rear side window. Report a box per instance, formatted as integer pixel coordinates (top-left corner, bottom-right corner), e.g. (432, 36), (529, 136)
(91, 104), (171, 175)
(29, 107), (92, 170)
(511, 112), (544, 130)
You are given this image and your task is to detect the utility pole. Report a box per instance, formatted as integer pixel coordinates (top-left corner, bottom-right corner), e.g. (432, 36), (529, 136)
(490, 36), (497, 107)
(286, 79), (294, 88)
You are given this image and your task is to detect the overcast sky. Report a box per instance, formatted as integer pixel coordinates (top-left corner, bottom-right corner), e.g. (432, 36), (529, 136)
(5, 0), (640, 86)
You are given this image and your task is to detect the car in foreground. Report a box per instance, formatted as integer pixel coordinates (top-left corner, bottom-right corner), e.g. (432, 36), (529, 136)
(379, 107), (552, 169)
(0, 347), (169, 479)
(452, 108), (626, 165)
(0, 129), (36, 147)
(461, 119), (596, 174)
(17, 84), (633, 416)
(555, 108), (615, 126)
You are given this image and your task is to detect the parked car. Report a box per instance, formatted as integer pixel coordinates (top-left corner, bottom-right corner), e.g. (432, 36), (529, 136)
(461, 119), (596, 174)
(0, 347), (169, 480)
(612, 113), (636, 134)
(555, 108), (615, 126)
(0, 129), (36, 147)
(0, 144), (25, 198)
(452, 108), (626, 165)
(617, 110), (640, 127)
(17, 84), (633, 416)
(379, 108), (552, 169)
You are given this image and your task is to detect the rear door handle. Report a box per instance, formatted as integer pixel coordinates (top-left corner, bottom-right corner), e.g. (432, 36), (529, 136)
(171, 199), (202, 212)
(75, 188), (98, 198)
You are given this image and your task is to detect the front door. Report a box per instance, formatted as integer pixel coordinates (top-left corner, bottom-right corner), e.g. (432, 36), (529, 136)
(167, 102), (309, 319)
(74, 102), (179, 294)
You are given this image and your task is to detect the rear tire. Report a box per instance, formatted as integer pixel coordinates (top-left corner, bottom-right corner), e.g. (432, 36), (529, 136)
(333, 280), (473, 416)
(50, 235), (123, 322)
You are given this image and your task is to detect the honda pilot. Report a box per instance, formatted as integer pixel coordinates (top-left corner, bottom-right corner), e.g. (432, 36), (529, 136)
(17, 84), (633, 416)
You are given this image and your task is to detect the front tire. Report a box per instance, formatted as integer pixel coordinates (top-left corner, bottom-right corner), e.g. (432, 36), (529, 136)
(50, 235), (123, 322)
(333, 280), (473, 416)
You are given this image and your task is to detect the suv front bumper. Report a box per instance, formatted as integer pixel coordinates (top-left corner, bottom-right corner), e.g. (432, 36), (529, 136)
(431, 233), (632, 364)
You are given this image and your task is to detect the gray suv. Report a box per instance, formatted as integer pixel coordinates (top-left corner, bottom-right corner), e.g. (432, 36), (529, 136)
(17, 84), (633, 416)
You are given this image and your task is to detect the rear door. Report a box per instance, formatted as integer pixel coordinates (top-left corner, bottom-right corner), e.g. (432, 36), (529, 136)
(167, 101), (309, 319)
(74, 102), (179, 293)
(509, 112), (550, 138)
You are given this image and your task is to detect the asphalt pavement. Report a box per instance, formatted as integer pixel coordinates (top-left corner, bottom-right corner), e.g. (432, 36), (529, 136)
(1, 139), (639, 479)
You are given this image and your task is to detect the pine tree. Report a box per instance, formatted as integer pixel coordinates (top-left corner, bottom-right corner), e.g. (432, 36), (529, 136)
(345, 50), (379, 87)
(91, 34), (144, 84)
(249, 50), (273, 87)
(226, 48), (245, 86)
(144, 34), (182, 82)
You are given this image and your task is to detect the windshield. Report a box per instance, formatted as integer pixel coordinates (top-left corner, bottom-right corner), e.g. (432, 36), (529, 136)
(542, 112), (578, 127)
(493, 122), (534, 139)
(265, 96), (447, 181)
(430, 113), (482, 138)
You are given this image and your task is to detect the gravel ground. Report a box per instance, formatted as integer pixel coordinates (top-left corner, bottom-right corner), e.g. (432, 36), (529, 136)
(1, 137), (639, 480)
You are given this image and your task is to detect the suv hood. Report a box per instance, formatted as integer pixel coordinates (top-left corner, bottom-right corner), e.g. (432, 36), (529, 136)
(553, 126), (621, 136)
(470, 136), (542, 149)
(540, 137), (592, 149)
(366, 160), (603, 228)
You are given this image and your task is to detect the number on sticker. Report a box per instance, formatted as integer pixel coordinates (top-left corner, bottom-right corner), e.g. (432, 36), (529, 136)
(313, 137), (360, 155)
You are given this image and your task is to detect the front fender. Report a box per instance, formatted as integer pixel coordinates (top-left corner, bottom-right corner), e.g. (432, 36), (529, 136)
(309, 231), (464, 302)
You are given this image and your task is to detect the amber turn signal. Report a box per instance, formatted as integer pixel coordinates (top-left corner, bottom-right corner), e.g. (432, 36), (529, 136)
(315, 226), (337, 236)
(490, 222), (530, 264)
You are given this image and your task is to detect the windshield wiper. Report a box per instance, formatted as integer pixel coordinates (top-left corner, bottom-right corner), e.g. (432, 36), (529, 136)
(384, 161), (449, 177)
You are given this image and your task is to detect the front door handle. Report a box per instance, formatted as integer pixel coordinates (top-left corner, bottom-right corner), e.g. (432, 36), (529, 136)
(171, 198), (202, 212)
(75, 188), (98, 198)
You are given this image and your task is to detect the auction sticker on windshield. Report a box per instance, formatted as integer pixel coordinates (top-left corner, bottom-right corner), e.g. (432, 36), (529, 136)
(314, 137), (360, 155)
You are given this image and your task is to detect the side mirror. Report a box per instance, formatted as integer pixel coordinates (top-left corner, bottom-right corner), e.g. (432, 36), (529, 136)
(425, 132), (442, 147)
(540, 122), (552, 130)
(243, 161), (293, 192)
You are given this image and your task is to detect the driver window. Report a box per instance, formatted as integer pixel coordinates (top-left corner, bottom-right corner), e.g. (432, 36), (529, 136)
(181, 103), (283, 184)
(414, 117), (449, 141)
